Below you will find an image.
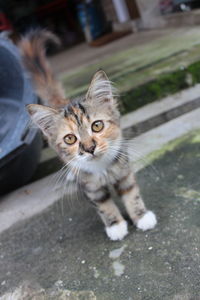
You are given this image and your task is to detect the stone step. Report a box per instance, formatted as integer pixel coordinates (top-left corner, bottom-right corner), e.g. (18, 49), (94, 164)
(59, 27), (200, 99)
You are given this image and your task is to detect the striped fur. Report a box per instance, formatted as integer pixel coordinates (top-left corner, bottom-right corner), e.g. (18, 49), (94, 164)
(20, 30), (157, 241)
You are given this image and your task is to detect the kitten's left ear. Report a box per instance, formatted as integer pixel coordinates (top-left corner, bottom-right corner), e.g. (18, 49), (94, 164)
(86, 70), (116, 102)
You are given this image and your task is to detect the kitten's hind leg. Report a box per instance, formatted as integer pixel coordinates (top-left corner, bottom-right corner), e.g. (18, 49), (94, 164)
(84, 186), (128, 241)
(114, 171), (157, 231)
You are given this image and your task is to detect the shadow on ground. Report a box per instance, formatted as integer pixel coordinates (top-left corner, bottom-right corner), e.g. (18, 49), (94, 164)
(0, 132), (200, 300)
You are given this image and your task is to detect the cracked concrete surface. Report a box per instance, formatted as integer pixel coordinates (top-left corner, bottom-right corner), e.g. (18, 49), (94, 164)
(0, 131), (200, 300)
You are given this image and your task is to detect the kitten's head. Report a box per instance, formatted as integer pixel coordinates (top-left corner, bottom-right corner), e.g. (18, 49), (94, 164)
(27, 70), (121, 173)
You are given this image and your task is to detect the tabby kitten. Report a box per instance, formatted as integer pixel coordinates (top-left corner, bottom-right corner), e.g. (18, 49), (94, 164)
(19, 30), (157, 241)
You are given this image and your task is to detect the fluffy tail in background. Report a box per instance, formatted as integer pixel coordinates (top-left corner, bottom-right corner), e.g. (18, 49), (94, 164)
(18, 29), (67, 108)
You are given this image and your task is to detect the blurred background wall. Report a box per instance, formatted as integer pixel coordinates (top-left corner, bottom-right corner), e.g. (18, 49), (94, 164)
(1, 0), (200, 49)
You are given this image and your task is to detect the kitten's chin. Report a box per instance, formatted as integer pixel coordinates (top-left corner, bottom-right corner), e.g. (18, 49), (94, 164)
(78, 151), (116, 173)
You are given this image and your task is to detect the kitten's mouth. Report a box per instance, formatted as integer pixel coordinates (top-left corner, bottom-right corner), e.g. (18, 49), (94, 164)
(85, 152), (103, 161)
(87, 154), (98, 160)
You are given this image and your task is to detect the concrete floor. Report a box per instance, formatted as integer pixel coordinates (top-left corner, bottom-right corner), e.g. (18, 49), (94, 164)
(0, 130), (200, 300)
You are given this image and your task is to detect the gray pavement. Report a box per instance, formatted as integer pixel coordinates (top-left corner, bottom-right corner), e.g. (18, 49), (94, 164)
(0, 130), (200, 300)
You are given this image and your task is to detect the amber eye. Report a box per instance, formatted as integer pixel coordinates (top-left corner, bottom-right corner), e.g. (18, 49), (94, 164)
(92, 120), (104, 132)
(64, 134), (77, 145)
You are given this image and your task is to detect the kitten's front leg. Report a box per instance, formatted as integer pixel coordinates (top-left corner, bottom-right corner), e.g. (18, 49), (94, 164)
(84, 184), (128, 241)
(114, 170), (157, 231)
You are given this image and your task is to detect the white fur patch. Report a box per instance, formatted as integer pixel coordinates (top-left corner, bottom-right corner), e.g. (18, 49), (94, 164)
(105, 220), (128, 241)
(136, 211), (157, 231)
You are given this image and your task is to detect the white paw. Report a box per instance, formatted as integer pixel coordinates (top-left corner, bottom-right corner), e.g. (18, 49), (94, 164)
(105, 221), (128, 241)
(137, 211), (157, 231)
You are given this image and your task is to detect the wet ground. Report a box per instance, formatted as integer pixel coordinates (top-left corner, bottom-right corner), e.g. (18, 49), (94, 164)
(0, 131), (200, 300)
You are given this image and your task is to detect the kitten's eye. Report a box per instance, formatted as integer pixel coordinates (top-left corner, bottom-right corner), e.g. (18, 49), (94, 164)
(92, 120), (104, 132)
(64, 134), (77, 145)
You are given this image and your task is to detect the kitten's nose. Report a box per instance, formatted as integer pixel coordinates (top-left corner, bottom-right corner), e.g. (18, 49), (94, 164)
(84, 144), (96, 155)
(82, 140), (96, 154)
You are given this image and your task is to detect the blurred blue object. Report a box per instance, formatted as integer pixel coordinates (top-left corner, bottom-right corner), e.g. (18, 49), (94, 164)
(77, 1), (107, 41)
(0, 36), (42, 195)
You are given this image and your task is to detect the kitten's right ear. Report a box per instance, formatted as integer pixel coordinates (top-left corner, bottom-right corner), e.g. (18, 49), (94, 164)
(86, 70), (116, 103)
(27, 104), (61, 138)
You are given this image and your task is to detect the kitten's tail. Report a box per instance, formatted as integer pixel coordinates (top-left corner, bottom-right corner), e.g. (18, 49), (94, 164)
(18, 29), (67, 108)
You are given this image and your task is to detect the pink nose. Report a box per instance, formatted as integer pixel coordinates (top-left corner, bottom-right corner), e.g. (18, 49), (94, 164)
(83, 144), (96, 154)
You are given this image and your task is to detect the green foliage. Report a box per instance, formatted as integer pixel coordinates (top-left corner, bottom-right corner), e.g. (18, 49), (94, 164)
(120, 61), (200, 114)
(187, 61), (200, 84)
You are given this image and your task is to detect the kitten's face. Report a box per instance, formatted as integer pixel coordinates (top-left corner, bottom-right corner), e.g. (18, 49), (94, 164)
(27, 70), (121, 173)
(55, 101), (121, 172)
